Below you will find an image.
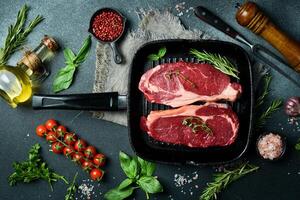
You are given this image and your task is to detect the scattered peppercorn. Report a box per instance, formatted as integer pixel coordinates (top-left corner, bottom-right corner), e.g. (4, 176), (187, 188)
(92, 10), (123, 41)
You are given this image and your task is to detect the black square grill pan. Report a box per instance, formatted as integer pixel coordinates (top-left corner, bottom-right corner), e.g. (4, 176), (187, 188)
(32, 39), (253, 166)
(128, 39), (253, 165)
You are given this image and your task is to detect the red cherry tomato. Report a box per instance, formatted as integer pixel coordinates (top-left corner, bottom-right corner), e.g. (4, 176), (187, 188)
(84, 146), (97, 159)
(63, 146), (75, 157)
(46, 131), (58, 143)
(56, 125), (67, 137)
(51, 142), (64, 154)
(93, 153), (106, 167)
(74, 139), (87, 152)
(64, 133), (77, 145)
(90, 168), (104, 181)
(72, 152), (84, 164)
(82, 160), (94, 171)
(36, 125), (47, 137)
(45, 119), (58, 131)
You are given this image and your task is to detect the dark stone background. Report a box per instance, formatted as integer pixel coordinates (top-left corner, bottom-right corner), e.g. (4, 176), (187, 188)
(0, 0), (299, 199)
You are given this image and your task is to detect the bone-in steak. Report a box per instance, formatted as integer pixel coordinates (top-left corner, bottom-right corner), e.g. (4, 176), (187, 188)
(140, 103), (239, 148)
(139, 61), (242, 107)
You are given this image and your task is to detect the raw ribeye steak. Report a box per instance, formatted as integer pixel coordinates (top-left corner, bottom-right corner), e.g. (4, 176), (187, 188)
(139, 61), (242, 107)
(140, 103), (239, 148)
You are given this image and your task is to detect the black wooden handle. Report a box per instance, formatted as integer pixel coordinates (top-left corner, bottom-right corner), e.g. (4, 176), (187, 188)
(194, 6), (239, 39)
(32, 92), (125, 111)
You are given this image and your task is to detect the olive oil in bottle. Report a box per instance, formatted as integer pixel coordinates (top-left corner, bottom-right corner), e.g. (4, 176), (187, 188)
(0, 36), (58, 108)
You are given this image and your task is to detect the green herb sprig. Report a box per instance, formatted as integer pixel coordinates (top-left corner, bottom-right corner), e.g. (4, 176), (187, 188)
(8, 144), (68, 191)
(200, 163), (259, 200)
(0, 4), (44, 65)
(65, 172), (78, 200)
(255, 75), (272, 108)
(256, 99), (283, 129)
(182, 116), (212, 135)
(147, 46), (167, 61)
(190, 49), (239, 79)
(53, 35), (92, 93)
(165, 69), (197, 88)
(104, 151), (163, 200)
(295, 138), (300, 151)
(254, 74), (283, 129)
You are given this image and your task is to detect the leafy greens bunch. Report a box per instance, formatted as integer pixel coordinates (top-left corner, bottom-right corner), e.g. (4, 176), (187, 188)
(53, 36), (91, 93)
(8, 144), (68, 191)
(104, 151), (163, 200)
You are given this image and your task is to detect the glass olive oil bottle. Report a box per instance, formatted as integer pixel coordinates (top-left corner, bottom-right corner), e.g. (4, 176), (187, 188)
(0, 36), (58, 108)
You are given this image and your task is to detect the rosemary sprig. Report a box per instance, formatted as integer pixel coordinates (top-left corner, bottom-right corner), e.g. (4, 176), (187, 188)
(200, 163), (259, 200)
(190, 49), (239, 79)
(255, 99), (283, 129)
(182, 117), (212, 135)
(255, 75), (272, 108)
(0, 4), (44, 65)
(65, 172), (78, 200)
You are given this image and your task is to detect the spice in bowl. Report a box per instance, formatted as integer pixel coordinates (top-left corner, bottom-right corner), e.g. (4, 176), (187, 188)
(257, 133), (286, 160)
(91, 9), (124, 42)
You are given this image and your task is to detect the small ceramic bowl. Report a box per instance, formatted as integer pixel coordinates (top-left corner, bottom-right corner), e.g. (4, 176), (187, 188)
(256, 132), (286, 161)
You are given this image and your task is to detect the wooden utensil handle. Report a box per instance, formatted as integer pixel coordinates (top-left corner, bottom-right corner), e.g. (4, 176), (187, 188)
(236, 1), (300, 72)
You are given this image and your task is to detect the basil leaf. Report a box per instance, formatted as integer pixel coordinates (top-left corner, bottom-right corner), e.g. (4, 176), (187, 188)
(63, 48), (75, 62)
(53, 66), (76, 93)
(147, 54), (159, 61)
(157, 47), (166, 57)
(74, 35), (91, 64)
(137, 176), (163, 194)
(137, 157), (156, 176)
(119, 151), (139, 179)
(118, 178), (133, 190)
(295, 139), (300, 150)
(104, 187), (134, 200)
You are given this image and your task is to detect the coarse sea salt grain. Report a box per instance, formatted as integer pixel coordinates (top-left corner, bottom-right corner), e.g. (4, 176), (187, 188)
(175, 2), (193, 17)
(78, 182), (94, 200)
(288, 117), (300, 132)
(174, 171), (200, 196)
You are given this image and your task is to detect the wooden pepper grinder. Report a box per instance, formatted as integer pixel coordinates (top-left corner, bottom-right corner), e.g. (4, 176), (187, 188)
(236, 1), (300, 73)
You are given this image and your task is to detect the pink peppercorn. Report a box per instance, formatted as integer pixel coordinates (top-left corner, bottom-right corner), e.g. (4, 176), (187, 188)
(92, 11), (123, 41)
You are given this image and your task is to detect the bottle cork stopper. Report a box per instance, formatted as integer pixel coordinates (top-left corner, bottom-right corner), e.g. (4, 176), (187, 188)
(42, 35), (59, 52)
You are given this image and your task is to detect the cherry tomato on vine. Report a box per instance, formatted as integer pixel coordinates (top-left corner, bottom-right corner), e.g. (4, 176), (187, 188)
(74, 139), (87, 152)
(56, 125), (67, 137)
(51, 142), (64, 154)
(45, 119), (58, 131)
(36, 125), (47, 137)
(72, 152), (84, 163)
(90, 168), (104, 181)
(82, 160), (94, 171)
(46, 131), (58, 143)
(64, 133), (77, 145)
(63, 146), (75, 157)
(84, 146), (97, 159)
(93, 153), (106, 167)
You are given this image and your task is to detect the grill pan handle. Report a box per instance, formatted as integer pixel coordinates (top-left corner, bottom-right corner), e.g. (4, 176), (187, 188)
(32, 92), (127, 111)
